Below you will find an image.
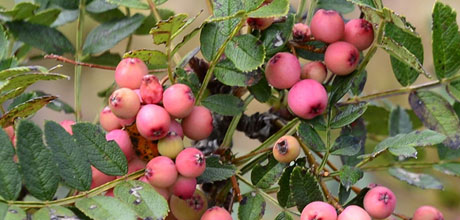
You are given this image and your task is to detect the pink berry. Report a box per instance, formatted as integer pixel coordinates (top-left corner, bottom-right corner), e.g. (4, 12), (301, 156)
(301, 61), (327, 83)
(412, 206), (444, 220)
(105, 189), (114, 197)
(117, 117), (135, 127)
(324, 41), (360, 76)
(363, 186), (396, 219)
(273, 135), (301, 163)
(163, 84), (195, 118)
(169, 120), (184, 139)
(300, 201), (337, 220)
(265, 52), (301, 89)
(99, 106), (122, 131)
(247, 17), (274, 30)
(158, 133), (184, 159)
(136, 104), (171, 140)
(287, 79), (328, 119)
(175, 148), (206, 178)
(338, 205), (371, 220)
(59, 120), (75, 135)
(171, 175), (196, 199)
(145, 156), (178, 188)
(181, 106), (213, 141)
(310, 9), (344, 43)
(344, 19), (374, 51)
(140, 75), (163, 104)
(106, 129), (134, 161)
(201, 206), (232, 220)
(91, 166), (116, 189)
(293, 23), (311, 42)
(109, 88), (141, 119)
(127, 157), (146, 174)
(170, 190), (208, 220)
(133, 89), (143, 103)
(115, 58), (148, 89)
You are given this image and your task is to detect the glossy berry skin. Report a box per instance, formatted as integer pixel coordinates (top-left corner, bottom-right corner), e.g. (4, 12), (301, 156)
(310, 9), (344, 43)
(301, 61), (327, 83)
(293, 23), (311, 42)
(140, 75), (163, 104)
(59, 120), (75, 135)
(169, 120), (184, 139)
(247, 17), (274, 30)
(99, 107), (122, 131)
(109, 88), (141, 119)
(171, 175), (197, 199)
(163, 83), (195, 118)
(300, 201), (337, 220)
(363, 186), (396, 219)
(145, 156), (178, 188)
(106, 129), (134, 161)
(324, 41), (360, 76)
(115, 58), (148, 89)
(273, 135), (300, 163)
(288, 79), (328, 119)
(158, 133), (184, 159)
(412, 206), (444, 220)
(91, 166), (116, 189)
(117, 117), (135, 127)
(182, 106), (213, 140)
(126, 157), (146, 175)
(136, 104), (171, 140)
(338, 205), (371, 220)
(344, 19), (374, 51)
(265, 52), (301, 89)
(170, 190), (208, 220)
(175, 148), (206, 178)
(201, 206), (232, 220)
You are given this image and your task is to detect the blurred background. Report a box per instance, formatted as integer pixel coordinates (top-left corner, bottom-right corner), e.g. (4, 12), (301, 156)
(3, 0), (460, 219)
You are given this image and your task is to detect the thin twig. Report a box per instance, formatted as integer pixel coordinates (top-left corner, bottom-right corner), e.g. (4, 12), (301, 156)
(319, 179), (344, 212)
(230, 176), (242, 202)
(392, 212), (411, 220)
(232, 147), (273, 164)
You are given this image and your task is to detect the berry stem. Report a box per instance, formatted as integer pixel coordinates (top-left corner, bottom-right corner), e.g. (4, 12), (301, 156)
(124, 8), (133, 52)
(319, 178), (344, 212)
(74, 0), (85, 121)
(392, 212), (411, 220)
(232, 147), (273, 164)
(230, 175), (242, 202)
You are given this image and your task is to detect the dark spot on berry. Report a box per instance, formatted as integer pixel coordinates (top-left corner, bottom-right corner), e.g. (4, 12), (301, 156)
(270, 54), (281, 64)
(309, 103), (323, 115)
(276, 139), (289, 155)
(348, 51), (358, 66)
(360, 19), (373, 32)
(379, 192), (392, 205)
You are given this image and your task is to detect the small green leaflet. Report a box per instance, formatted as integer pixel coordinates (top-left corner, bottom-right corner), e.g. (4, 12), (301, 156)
(389, 168), (443, 190)
(75, 196), (137, 220)
(238, 192), (266, 220)
(197, 156), (236, 183)
(248, 0), (289, 18)
(251, 155), (286, 189)
(0, 96), (57, 127)
(202, 94), (244, 116)
(225, 34), (266, 72)
(290, 166), (324, 211)
(123, 49), (168, 69)
(0, 129), (21, 200)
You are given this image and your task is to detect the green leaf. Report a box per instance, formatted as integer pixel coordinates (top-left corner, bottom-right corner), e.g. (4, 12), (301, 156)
(123, 49), (167, 69)
(49, 0), (79, 9)
(32, 206), (77, 220)
(75, 196), (137, 220)
(248, 0), (289, 18)
(215, 59), (262, 87)
(202, 94), (244, 116)
(275, 211), (294, 220)
(261, 13), (295, 56)
(329, 70), (359, 104)
(437, 143), (460, 160)
(0, 26), (8, 60)
(290, 166), (324, 211)
(362, 105), (390, 135)
(238, 192), (266, 220)
(135, 9), (175, 35)
(251, 155), (286, 189)
(447, 79), (460, 102)
(338, 184), (351, 205)
(16, 120), (59, 201)
(298, 121), (326, 151)
(83, 14), (144, 55)
(331, 102), (367, 129)
(225, 34), (265, 72)
(382, 8), (418, 37)
(1, 205), (26, 220)
(27, 8), (61, 26)
(72, 123), (128, 176)
(248, 77), (271, 103)
(409, 91), (460, 149)
(433, 163), (460, 177)
(296, 41), (326, 61)
(150, 13), (200, 45)
(51, 9), (79, 27)
(318, 0), (355, 14)
(244, 0), (264, 11)
(114, 180), (169, 220)
(389, 106), (412, 136)
(176, 69), (200, 96)
(350, 70), (367, 96)
(345, 0), (376, 9)
(200, 22), (227, 61)
(0, 2), (39, 20)
(0, 73), (69, 93)
(104, 0), (149, 10)
(212, 0), (244, 20)
(331, 135), (362, 156)
(196, 155), (236, 183)
(277, 166), (295, 208)
(344, 187), (370, 207)
(340, 118), (366, 166)
(86, 0), (118, 13)
(0, 87), (26, 105)
(0, 66), (49, 81)
(389, 168), (443, 190)
(0, 129), (21, 200)
(432, 2), (460, 79)
(0, 95), (57, 127)
(339, 166), (363, 190)
(44, 121), (92, 191)
(82, 52), (122, 67)
(171, 25), (202, 56)
(6, 21), (74, 55)
(87, 9), (125, 23)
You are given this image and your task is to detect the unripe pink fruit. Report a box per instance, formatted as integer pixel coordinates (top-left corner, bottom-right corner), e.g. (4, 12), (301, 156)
(170, 190), (208, 220)
(338, 205), (371, 220)
(293, 23), (311, 42)
(171, 175), (197, 199)
(127, 157), (146, 174)
(265, 52), (301, 89)
(91, 166), (116, 189)
(301, 61), (327, 83)
(136, 104), (171, 140)
(201, 206), (232, 220)
(158, 133), (184, 159)
(106, 129), (134, 161)
(145, 156), (178, 188)
(300, 201), (337, 220)
(287, 79), (328, 119)
(100, 107), (122, 131)
(182, 106), (213, 140)
(324, 41), (360, 75)
(247, 17), (274, 30)
(175, 148), (206, 178)
(163, 84), (195, 118)
(115, 58), (148, 89)
(363, 186), (396, 219)
(344, 19), (374, 51)
(59, 120), (75, 135)
(310, 9), (344, 43)
(273, 135), (300, 163)
(169, 120), (184, 139)
(140, 75), (163, 104)
(109, 88), (141, 119)
(412, 206), (444, 220)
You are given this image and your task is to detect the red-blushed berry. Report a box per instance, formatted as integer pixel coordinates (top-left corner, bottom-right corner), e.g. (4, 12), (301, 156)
(300, 201), (337, 220)
(287, 79), (328, 119)
(133, 89), (143, 103)
(201, 206), (232, 220)
(136, 104), (171, 140)
(145, 156), (178, 188)
(99, 106), (122, 132)
(273, 135), (300, 163)
(182, 106), (213, 141)
(105, 189), (114, 197)
(115, 58), (148, 89)
(301, 61), (328, 83)
(338, 205), (371, 220)
(344, 19), (374, 51)
(109, 88), (141, 119)
(140, 75), (163, 104)
(412, 206), (444, 220)
(310, 9), (344, 43)
(106, 129), (134, 161)
(324, 41), (360, 76)
(169, 119), (184, 139)
(265, 52), (301, 89)
(363, 186), (396, 219)
(247, 17), (274, 30)
(171, 175), (197, 199)
(126, 157), (146, 175)
(90, 166), (116, 189)
(175, 148), (206, 178)
(293, 23), (312, 42)
(158, 132), (184, 159)
(163, 83), (195, 118)
(170, 190), (208, 220)
(59, 120), (75, 135)
(117, 117), (135, 127)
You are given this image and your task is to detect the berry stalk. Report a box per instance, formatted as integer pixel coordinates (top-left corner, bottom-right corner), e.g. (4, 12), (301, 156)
(74, 0), (85, 121)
